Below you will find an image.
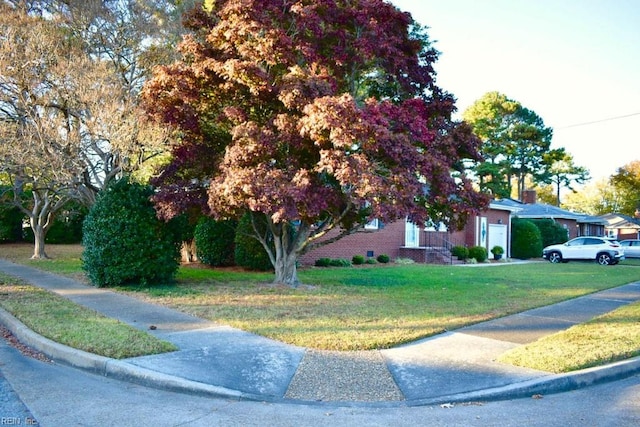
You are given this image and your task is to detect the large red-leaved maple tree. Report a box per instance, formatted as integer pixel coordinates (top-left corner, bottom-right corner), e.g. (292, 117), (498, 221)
(142, 0), (489, 286)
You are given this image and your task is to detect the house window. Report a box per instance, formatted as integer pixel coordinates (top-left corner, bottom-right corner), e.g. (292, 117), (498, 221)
(365, 219), (380, 230)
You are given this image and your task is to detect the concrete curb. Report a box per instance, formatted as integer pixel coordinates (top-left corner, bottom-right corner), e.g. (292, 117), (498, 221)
(0, 307), (250, 401)
(3, 305), (640, 407)
(0, 307), (110, 373)
(404, 356), (640, 407)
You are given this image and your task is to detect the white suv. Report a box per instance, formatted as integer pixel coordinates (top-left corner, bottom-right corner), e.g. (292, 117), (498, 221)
(542, 236), (625, 265)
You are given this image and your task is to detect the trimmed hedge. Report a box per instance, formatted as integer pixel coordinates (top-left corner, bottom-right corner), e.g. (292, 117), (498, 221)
(82, 178), (181, 287)
(530, 218), (568, 248)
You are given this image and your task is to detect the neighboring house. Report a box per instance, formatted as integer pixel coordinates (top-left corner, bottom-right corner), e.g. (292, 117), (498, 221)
(499, 190), (606, 239)
(300, 200), (520, 265)
(301, 189), (613, 266)
(599, 213), (640, 240)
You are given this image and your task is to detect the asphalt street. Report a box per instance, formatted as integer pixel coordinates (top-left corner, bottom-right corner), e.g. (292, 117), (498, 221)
(1, 337), (640, 427)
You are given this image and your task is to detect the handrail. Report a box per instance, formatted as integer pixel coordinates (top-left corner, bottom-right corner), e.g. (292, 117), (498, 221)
(424, 231), (462, 265)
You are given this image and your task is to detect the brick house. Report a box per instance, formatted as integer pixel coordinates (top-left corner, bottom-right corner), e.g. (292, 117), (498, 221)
(499, 190), (606, 239)
(600, 213), (640, 240)
(300, 200), (520, 265)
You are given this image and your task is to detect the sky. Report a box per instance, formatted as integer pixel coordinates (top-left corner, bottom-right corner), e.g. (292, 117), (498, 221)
(390, 0), (640, 182)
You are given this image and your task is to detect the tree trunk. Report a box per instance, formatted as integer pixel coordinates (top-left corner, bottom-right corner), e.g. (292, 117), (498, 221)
(268, 220), (311, 287)
(273, 251), (299, 287)
(31, 223), (49, 259)
(180, 240), (197, 263)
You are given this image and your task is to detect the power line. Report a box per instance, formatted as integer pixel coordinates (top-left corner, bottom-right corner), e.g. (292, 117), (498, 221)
(556, 112), (640, 130)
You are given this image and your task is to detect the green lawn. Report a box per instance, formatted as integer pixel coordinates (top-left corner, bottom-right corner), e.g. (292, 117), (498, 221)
(0, 274), (177, 359)
(2, 243), (640, 360)
(499, 300), (640, 373)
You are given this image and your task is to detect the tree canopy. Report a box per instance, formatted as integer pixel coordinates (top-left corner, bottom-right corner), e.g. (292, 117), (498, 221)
(143, 0), (488, 286)
(0, 1), (181, 258)
(610, 160), (640, 216)
(463, 91), (556, 200)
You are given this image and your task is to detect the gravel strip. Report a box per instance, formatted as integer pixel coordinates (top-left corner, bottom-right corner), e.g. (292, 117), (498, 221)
(285, 349), (404, 402)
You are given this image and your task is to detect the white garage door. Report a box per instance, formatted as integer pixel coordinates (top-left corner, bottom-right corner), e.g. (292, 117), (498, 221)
(488, 224), (508, 255)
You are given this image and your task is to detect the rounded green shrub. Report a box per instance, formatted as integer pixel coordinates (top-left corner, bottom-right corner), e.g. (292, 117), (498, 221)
(376, 254), (390, 263)
(451, 245), (469, 260)
(352, 254), (365, 265)
(469, 245), (488, 262)
(234, 212), (273, 271)
(315, 258), (331, 267)
(194, 217), (237, 267)
(82, 177), (181, 287)
(511, 218), (543, 259)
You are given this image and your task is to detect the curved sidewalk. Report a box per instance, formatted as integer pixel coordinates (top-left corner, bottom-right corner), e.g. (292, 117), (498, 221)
(1, 258), (640, 407)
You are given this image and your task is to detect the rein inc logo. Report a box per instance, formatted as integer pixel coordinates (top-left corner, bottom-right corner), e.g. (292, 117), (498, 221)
(1, 418), (38, 425)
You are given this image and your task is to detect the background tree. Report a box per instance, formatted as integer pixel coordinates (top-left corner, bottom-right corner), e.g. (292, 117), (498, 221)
(0, 6), (98, 258)
(0, 2), (179, 257)
(463, 92), (554, 200)
(462, 92), (519, 198)
(539, 150), (590, 206)
(507, 106), (554, 199)
(29, 0), (185, 204)
(610, 160), (640, 217)
(562, 178), (623, 215)
(143, 0), (488, 286)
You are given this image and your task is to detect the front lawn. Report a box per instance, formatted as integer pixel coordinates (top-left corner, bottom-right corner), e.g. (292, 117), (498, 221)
(0, 274), (177, 359)
(2, 243), (639, 352)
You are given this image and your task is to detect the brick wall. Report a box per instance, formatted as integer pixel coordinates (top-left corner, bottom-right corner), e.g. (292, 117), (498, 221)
(300, 221), (406, 265)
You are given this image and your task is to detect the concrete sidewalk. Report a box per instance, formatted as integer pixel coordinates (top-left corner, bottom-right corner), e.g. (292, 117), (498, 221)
(1, 258), (640, 407)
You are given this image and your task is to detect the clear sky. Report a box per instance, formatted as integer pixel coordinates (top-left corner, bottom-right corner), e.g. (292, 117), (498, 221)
(390, 0), (640, 182)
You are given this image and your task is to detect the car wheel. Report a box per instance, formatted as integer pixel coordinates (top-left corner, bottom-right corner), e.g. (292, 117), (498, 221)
(548, 251), (562, 263)
(597, 253), (612, 265)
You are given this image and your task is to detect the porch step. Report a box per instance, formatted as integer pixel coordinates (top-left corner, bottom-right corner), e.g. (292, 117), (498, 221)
(398, 246), (463, 265)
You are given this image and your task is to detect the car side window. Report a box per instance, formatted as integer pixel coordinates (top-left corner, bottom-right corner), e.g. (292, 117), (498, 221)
(585, 238), (601, 245)
(568, 238), (585, 246)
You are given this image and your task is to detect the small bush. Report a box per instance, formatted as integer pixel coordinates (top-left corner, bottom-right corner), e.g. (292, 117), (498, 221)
(329, 258), (351, 267)
(315, 258), (331, 267)
(469, 245), (488, 262)
(376, 254), (390, 263)
(451, 245), (469, 260)
(352, 254), (365, 265)
(82, 177), (181, 287)
(194, 217), (237, 267)
(365, 257), (377, 264)
(394, 257), (415, 265)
